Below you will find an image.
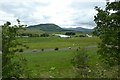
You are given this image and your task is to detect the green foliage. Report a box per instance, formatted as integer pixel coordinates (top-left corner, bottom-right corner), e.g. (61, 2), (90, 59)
(71, 48), (88, 69)
(93, 1), (120, 67)
(54, 47), (59, 51)
(65, 32), (75, 35)
(2, 20), (30, 78)
(0, 26), (2, 51)
(40, 33), (49, 37)
(21, 33), (40, 37)
(79, 34), (86, 37)
(71, 48), (90, 78)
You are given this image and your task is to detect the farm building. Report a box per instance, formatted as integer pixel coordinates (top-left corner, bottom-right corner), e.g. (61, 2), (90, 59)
(86, 34), (92, 37)
(54, 34), (71, 38)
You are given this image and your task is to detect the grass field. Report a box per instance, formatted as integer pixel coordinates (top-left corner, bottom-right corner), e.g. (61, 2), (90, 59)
(14, 36), (118, 78)
(18, 37), (100, 49)
(15, 36), (120, 78)
(18, 48), (99, 78)
(16, 36), (102, 78)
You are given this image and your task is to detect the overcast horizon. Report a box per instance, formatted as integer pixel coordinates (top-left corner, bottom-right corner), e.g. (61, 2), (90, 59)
(0, 0), (115, 29)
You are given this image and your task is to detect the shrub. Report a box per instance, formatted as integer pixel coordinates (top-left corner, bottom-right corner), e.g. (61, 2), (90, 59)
(71, 48), (90, 78)
(79, 35), (86, 37)
(71, 48), (88, 69)
(41, 49), (44, 51)
(19, 49), (23, 52)
(65, 32), (75, 35)
(55, 47), (59, 51)
(40, 33), (49, 37)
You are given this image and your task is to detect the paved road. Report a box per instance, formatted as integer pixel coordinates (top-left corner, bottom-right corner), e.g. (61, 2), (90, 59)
(0, 46), (97, 53)
(23, 45), (97, 53)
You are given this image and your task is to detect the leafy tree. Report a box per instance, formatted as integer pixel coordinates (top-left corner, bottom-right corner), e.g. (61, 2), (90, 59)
(40, 33), (49, 37)
(65, 32), (75, 35)
(93, 1), (120, 77)
(2, 20), (30, 78)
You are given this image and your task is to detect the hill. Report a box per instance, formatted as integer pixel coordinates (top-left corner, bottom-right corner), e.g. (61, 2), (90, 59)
(19, 28), (44, 34)
(63, 27), (93, 33)
(28, 23), (93, 33)
(28, 23), (63, 32)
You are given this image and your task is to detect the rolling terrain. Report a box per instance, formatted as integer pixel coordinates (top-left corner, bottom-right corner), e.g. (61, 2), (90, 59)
(27, 23), (93, 33)
(63, 27), (93, 33)
(28, 23), (63, 32)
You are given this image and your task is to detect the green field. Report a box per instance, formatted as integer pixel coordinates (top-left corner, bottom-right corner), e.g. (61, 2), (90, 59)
(15, 36), (102, 78)
(19, 48), (98, 78)
(14, 36), (118, 78)
(18, 37), (100, 49)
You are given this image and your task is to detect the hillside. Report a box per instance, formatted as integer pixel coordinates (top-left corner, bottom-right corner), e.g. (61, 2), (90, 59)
(63, 27), (93, 33)
(28, 23), (93, 33)
(28, 23), (63, 32)
(19, 28), (44, 34)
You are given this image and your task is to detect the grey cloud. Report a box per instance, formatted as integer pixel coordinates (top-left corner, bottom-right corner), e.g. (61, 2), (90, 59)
(70, 1), (106, 10)
(0, 1), (50, 23)
(0, 0), (107, 28)
(67, 1), (106, 28)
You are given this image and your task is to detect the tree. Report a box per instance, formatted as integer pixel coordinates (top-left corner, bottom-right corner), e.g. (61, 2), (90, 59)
(40, 33), (49, 37)
(2, 20), (30, 78)
(93, 1), (120, 77)
(65, 32), (75, 35)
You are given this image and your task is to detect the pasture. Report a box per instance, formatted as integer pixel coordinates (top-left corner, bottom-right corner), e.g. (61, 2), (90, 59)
(18, 48), (98, 78)
(15, 36), (118, 78)
(18, 37), (100, 50)
(16, 36), (102, 78)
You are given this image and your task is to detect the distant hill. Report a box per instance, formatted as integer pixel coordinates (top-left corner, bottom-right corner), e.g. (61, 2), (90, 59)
(28, 23), (93, 33)
(28, 23), (63, 32)
(63, 27), (93, 33)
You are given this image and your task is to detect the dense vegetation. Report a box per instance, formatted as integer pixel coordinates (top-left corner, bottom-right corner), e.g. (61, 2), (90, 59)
(93, 1), (120, 78)
(2, 20), (31, 78)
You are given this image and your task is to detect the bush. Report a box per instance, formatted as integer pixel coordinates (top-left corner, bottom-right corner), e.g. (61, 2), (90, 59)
(41, 49), (44, 51)
(71, 48), (90, 78)
(79, 35), (86, 37)
(55, 47), (59, 51)
(40, 33), (49, 37)
(65, 32), (75, 35)
(19, 49), (23, 52)
(71, 48), (88, 69)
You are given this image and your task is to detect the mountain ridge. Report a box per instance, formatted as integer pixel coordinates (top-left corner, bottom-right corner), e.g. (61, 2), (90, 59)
(28, 23), (63, 32)
(63, 27), (93, 32)
(28, 23), (93, 32)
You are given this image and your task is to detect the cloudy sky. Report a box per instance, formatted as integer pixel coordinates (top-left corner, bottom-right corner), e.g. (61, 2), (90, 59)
(0, 0), (115, 29)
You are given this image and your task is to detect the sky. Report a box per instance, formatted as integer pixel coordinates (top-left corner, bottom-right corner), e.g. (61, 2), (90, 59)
(0, 0), (115, 29)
